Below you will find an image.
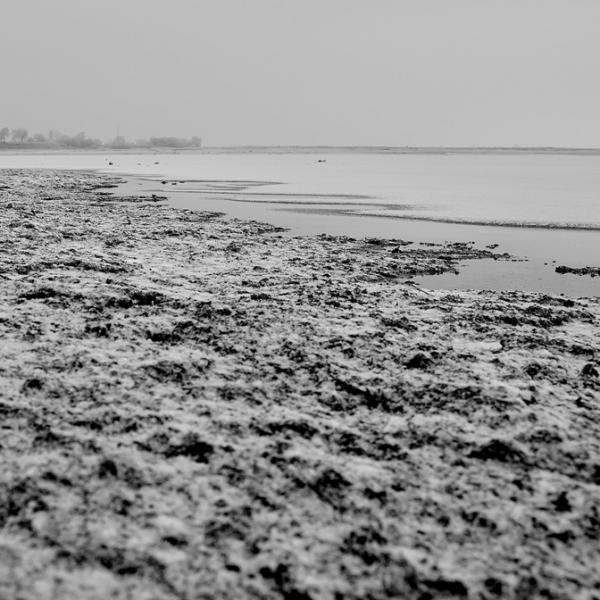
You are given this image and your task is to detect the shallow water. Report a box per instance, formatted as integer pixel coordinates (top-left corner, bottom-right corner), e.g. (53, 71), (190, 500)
(1, 150), (599, 295)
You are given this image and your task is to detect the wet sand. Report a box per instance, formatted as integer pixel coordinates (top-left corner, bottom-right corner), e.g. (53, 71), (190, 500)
(1, 169), (599, 599)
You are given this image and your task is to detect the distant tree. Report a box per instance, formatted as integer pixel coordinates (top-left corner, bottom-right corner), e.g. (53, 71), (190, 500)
(0, 127), (9, 143)
(109, 135), (129, 149)
(58, 131), (100, 148)
(149, 136), (202, 148)
(33, 133), (47, 143)
(11, 128), (28, 143)
(48, 130), (61, 143)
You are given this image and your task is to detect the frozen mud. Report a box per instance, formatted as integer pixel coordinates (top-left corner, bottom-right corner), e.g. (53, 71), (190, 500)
(0, 170), (599, 599)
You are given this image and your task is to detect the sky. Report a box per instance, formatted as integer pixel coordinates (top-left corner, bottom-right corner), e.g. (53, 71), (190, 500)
(1, 0), (600, 147)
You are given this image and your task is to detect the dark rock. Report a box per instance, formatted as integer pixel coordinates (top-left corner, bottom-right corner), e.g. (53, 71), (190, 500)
(469, 439), (528, 464)
(548, 529), (575, 543)
(143, 361), (192, 383)
(226, 241), (243, 252)
(342, 525), (387, 565)
(553, 491), (572, 512)
(570, 344), (595, 356)
(581, 363), (599, 378)
(250, 292), (271, 300)
(422, 578), (469, 597)
(381, 316), (417, 332)
(515, 575), (539, 600)
(333, 378), (393, 411)
(19, 287), (68, 301)
(310, 468), (351, 505)
(259, 563), (313, 600)
(138, 431), (214, 463)
(98, 458), (118, 478)
(484, 576), (504, 596)
(405, 352), (432, 370)
(258, 419), (320, 440)
(85, 322), (111, 337)
(145, 329), (180, 344)
(166, 432), (214, 463)
(525, 362), (542, 378)
(21, 377), (44, 393)
(128, 289), (166, 306)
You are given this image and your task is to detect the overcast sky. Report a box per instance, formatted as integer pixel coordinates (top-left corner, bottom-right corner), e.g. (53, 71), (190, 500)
(1, 0), (599, 146)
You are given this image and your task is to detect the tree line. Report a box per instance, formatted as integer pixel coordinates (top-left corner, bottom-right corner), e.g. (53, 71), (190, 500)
(0, 128), (202, 149)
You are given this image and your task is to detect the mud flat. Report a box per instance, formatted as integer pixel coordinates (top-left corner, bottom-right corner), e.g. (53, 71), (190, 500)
(0, 169), (599, 600)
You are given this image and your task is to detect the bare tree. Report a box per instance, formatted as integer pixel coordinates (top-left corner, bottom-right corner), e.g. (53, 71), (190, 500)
(0, 127), (9, 143)
(11, 128), (28, 143)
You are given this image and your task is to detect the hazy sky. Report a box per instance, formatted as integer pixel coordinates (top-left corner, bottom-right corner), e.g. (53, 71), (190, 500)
(2, 0), (600, 146)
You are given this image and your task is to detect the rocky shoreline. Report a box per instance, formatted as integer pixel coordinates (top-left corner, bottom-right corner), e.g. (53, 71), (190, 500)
(1, 169), (599, 599)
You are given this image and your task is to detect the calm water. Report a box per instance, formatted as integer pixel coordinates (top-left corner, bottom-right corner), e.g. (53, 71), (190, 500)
(2, 150), (599, 296)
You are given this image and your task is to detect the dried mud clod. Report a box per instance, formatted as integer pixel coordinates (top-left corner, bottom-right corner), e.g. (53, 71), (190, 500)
(0, 169), (599, 599)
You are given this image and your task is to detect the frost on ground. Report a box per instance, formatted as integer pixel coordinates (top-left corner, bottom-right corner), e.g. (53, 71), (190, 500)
(0, 169), (599, 600)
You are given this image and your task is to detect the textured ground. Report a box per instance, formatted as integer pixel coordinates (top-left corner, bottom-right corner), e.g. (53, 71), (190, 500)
(0, 169), (599, 600)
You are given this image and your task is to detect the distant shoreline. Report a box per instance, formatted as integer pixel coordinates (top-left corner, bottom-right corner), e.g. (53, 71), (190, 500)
(2, 145), (600, 156)
(201, 145), (600, 156)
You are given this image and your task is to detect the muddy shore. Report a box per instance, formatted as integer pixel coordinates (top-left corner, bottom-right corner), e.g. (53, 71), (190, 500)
(1, 169), (599, 599)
